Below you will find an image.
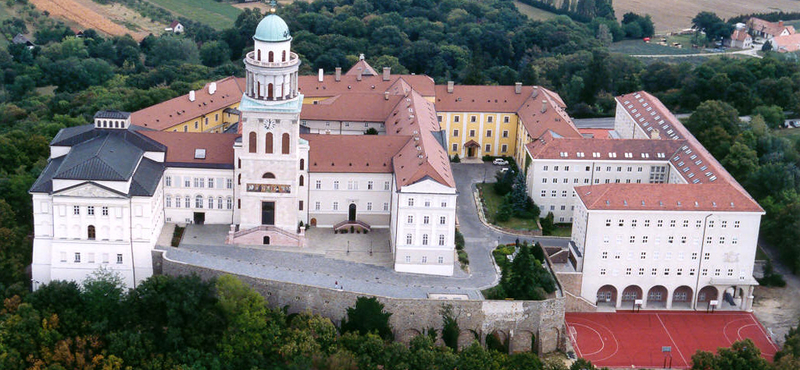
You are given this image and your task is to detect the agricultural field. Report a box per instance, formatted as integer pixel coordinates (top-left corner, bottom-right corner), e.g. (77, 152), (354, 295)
(29, 0), (157, 40)
(612, 0), (800, 33)
(144, 0), (241, 30)
(513, 1), (558, 22)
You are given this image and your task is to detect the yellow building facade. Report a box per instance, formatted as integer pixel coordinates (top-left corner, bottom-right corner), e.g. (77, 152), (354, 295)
(437, 112), (519, 158)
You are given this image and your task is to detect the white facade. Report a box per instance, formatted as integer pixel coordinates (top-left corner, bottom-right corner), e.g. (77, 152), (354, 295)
(573, 199), (762, 310)
(162, 168), (235, 225)
(391, 179), (458, 276)
(307, 172), (393, 228)
(301, 119), (386, 135)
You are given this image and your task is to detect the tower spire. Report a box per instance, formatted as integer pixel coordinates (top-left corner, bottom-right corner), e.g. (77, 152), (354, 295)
(269, 0), (277, 13)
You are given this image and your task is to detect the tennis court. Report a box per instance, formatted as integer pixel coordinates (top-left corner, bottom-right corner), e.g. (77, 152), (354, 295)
(565, 311), (779, 368)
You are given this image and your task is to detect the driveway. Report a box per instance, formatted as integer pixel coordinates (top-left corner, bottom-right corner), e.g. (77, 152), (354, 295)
(161, 163), (570, 299)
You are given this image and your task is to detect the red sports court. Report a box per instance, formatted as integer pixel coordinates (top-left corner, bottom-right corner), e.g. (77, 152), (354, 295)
(565, 311), (779, 369)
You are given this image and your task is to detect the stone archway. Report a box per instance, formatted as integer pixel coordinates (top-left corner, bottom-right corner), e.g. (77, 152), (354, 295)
(509, 330), (534, 353)
(621, 285), (642, 308)
(647, 285), (668, 308)
(596, 285), (617, 307)
(457, 329), (478, 350)
(485, 330), (508, 353)
(397, 328), (421, 344)
(672, 286), (693, 309)
(310, 218), (317, 226)
(697, 286), (718, 308)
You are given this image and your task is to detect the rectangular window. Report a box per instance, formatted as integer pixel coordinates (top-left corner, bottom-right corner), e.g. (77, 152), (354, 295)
(226, 178), (233, 189)
(486, 130), (492, 137)
(501, 144), (507, 153)
(423, 216), (430, 224)
(73, 206), (80, 215)
(639, 268), (644, 275)
(184, 178), (191, 187)
(87, 206), (94, 215)
(502, 130), (509, 138)
(165, 176), (172, 187)
(315, 202), (321, 210)
(485, 144), (491, 152)
(218, 197), (223, 209)
(367, 181), (373, 190)
(333, 202), (339, 211)
(384, 181), (390, 190)
(469, 130), (475, 137)
(452, 143), (458, 151)
(453, 129), (459, 137)
(227, 198), (233, 210)
(102, 206), (108, 216)
(406, 234), (413, 244)
(407, 215), (414, 224)
(440, 216), (446, 225)
(315, 180), (321, 189)
(438, 256), (444, 264)
(454, 116), (460, 123)
(116, 254), (123, 264)
(208, 178), (214, 188)
(334, 181), (339, 190)
(383, 203), (389, 211)
(208, 197), (214, 209)
(408, 198), (414, 207)
(439, 234), (445, 246)
(74, 252), (81, 263)
(405, 255), (411, 263)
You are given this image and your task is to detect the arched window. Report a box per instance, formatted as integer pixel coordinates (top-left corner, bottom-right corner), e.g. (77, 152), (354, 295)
(263, 236), (270, 245)
(195, 195), (203, 208)
(257, 81), (262, 98)
(249, 132), (257, 153)
(238, 174), (241, 185)
(268, 51), (274, 62)
(262, 172), (276, 179)
(257, 49), (261, 61)
(282, 50), (286, 62)
(265, 133), (273, 154)
(282, 133), (290, 154)
(208, 196), (214, 209)
(300, 158), (305, 170)
(87, 225), (96, 240)
(267, 83), (274, 99)
(299, 175), (304, 186)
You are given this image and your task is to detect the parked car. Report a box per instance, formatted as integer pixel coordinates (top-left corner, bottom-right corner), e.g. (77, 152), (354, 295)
(493, 158), (509, 166)
(499, 167), (509, 173)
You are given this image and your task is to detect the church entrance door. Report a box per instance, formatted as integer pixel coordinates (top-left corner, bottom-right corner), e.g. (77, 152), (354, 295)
(262, 202), (275, 225)
(349, 204), (357, 221)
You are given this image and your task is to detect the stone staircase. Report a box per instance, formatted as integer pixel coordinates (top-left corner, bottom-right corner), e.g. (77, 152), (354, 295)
(333, 219), (371, 233)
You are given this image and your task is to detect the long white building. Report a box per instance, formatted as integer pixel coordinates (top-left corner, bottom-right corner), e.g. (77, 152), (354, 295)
(524, 91), (764, 311)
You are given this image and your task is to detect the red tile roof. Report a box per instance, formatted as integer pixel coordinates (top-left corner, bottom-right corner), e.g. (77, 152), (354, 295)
(748, 18), (796, 38)
(139, 131), (237, 166)
(434, 85), (534, 112)
(300, 93), (403, 122)
(301, 134), (410, 173)
(298, 74), (436, 98)
(579, 128), (613, 138)
(574, 183), (764, 213)
(346, 59), (378, 76)
(526, 135), (685, 161)
(131, 76), (244, 131)
(516, 87), (582, 140)
(772, 33), (800, 53)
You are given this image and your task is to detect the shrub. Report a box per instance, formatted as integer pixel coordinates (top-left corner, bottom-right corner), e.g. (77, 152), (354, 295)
(485, 331), (508, 353)
(441, 304), (459, 351)
(451, 155), (461, 163)
(455, 229), (465, 250)
(341, 297), (393, 340)
(482, 154), (494, 162)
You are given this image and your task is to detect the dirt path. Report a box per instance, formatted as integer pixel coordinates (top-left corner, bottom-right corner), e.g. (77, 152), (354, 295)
(752, 241), (800, 347)
(29, 0), (156, 40)
(630, 48), (761, 59)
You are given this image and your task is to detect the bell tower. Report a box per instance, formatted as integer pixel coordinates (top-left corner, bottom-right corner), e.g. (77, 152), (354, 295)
(231, 1), (308, 246)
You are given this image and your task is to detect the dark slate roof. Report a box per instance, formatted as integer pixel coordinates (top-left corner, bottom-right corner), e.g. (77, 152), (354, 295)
(94, 110), (131, 119)
(51, 125), (165, 152)
(129, 158), (164, 196)
(54, 134), (144, 181)
(29, 156), (65, 193)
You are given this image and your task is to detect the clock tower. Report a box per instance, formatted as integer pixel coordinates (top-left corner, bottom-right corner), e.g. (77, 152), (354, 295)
(231, 5), (309, 247)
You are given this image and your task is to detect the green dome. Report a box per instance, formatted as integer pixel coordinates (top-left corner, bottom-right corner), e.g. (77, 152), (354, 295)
(254, 14), (291, 42)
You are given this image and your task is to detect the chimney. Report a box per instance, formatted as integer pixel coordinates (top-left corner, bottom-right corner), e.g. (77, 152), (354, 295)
(514, 82), (522, 94)
(384, 91), (389, 100)
(651, 129), (660, 140)
(383, 67), (390, 81)
(779, 20), (784, 27)
(447, 81), (454, 93)
(335, 67), (341, 82)
(209, 82), (217, 95)
(359, 53), (365, 61)
(189, 90), (195, 102)
(357, 68), (363, 81)
(318, 68), (323, 83)
(541, 100), (547, 113)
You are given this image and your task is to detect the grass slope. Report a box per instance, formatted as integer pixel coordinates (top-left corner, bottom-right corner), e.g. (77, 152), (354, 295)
(145, 0), (241, 30)
(477, 183), (539, 231)
(513, 1), (558, 21)
(609, 39), (697, 56)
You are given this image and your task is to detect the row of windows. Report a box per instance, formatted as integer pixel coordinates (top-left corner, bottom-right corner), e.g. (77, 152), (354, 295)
(542, 165), (667, 173)
(599, 267), (736, 277)
(600, 250), (729, 261)
(248, 132), (292, 154)
(166, 195), (233, 210)
(405, 233), (447, 246)
(165, 176), (233, 189)
(452, 129), (510, 138)
(314, 180), (391, 191)
(602, 235), (738, 245)
(452, 143), (508, 153)
(441, 115), (512, 124)
(61, 251), (123, 264)
(314, 201), (389, 212)
(406, 198), (448, 208)
(404, 255), (445, 264)
(406, 215), (448, 225)
(72, 206), (109, 216)
(605, 219), (740, 228)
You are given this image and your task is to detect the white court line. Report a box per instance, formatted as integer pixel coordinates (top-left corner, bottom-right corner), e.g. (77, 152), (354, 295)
(566, 323), (584, 359)
(722, 318), (750, 345)
(570, 323), (605, 356)
(748, 314), (781, 352)
(570, 317), (620, 362)
(656, 313), (689, 367)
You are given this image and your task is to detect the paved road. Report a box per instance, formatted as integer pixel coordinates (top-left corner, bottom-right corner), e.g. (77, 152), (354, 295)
(629, 48), (762, 59)
(163, 163), (569, 299)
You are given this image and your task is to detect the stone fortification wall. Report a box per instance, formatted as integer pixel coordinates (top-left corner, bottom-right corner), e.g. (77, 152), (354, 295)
(157, 251), (566, 354)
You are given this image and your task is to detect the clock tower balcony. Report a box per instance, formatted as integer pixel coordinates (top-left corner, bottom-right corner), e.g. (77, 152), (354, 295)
(245, 51), (300, 68)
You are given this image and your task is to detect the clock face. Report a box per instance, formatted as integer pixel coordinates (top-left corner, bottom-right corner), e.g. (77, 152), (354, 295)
(263, 118), (277, 130)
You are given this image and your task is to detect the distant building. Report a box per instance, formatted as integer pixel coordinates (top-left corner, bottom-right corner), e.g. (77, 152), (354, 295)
(769, 33), (800, 53)
(12, 33), (34, 48)
(746, 18), (795, 41)
(165, 21), (184, 34)
(725, 29), (752, 49)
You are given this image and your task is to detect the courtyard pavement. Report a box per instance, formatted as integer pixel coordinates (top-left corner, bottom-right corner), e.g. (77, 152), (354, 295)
(161, 162), (570, 299)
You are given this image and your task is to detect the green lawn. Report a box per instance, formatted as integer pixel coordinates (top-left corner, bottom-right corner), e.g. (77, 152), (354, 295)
(609, 39), (698, 56)
(145, 0), (241, 30)
(512, 1), (558, 21)
(547, 223), (572, 237)
(477, 183), (540, 231)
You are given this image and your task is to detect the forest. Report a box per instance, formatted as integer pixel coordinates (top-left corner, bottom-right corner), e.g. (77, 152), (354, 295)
(0, 0), (800, 367)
